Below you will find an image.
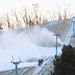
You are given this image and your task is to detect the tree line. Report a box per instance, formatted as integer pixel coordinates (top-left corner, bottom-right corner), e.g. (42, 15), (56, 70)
(0, 3), (73, 30)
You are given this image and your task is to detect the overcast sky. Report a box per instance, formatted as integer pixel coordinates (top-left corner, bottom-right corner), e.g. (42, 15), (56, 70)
(0, 0), (75, 16)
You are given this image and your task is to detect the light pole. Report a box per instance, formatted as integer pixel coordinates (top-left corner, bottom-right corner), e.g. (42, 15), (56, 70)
(72, 19), (75, 37)
(11, 56), (22, 75)
(54, 33), (59, 57)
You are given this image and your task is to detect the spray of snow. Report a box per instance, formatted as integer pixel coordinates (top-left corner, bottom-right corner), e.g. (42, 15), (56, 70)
(0, 26), (63, 62)
(0, 25), (63, 71)
(27, 26), (63, 47)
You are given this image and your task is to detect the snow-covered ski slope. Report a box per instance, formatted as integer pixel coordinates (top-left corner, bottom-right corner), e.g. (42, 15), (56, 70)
(0, 23), (62, 71)
(0, 19), (74, 74)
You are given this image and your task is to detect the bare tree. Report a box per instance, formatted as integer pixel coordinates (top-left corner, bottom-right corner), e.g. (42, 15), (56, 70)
(0, 20), (3, 30)
(5, 13), (11, 29)
(32, 3), (39, 25)
(38, 14), (42, 24)
(5, 13), (16, 29)
(20, 7), (29, 26)
(63, 3), (70, 20)
(11, 10), (21, 28)
(57, 8), (63, 20)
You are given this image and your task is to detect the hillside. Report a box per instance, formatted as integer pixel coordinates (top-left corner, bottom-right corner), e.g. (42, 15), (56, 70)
(0, 19), (74, 75)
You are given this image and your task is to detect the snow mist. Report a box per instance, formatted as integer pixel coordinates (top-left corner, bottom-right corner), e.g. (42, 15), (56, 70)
(0, 26), (63, 61)
(0, 25), (63, 71)
(27, 26), (63, 47)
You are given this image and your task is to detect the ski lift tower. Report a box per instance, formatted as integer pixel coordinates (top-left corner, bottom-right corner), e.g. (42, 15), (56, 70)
(72, 18), (75, 37)
(11, 56), (22, 75)
(54, 33), (59, 58)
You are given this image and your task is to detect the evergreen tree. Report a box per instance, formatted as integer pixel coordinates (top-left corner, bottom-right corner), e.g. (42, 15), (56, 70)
(51, 45), (75, 75)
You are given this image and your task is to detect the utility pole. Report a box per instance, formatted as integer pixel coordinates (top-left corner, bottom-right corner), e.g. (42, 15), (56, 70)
(54, 33), (59, 58)
(11, 56), (22, 75)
